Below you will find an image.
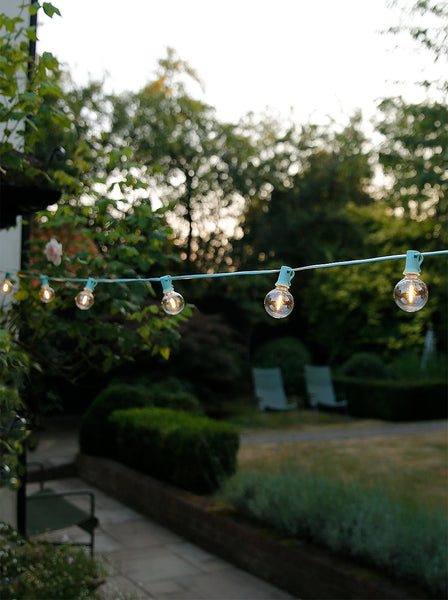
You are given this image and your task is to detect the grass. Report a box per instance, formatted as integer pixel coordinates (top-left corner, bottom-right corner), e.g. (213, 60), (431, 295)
(221, 394), (385, 433)
(238, 430), (448, 510)
(221, 395), (448, 593)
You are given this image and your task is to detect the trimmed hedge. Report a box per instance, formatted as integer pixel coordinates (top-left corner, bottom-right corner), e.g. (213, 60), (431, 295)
(335, 377), (448, 421)
(109, 407), (239, 494)
(79, 383), (150, 458)
(339, 352), (392, 380)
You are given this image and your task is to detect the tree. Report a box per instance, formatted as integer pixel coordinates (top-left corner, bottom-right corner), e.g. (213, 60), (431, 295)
(0, 6), (191, 412)
(109, 49), (291, 271)
(377, 98), (448, 227)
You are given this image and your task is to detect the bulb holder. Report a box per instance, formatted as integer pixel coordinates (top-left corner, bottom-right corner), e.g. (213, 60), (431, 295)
(275, 266), (295, 287)
(160, 275), (174, 293)
(403, 250), (423, 275)
(84, 277), (97, 292)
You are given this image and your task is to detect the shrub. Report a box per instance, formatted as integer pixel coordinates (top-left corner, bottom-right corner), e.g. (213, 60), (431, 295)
(253, 337), (310, 394)
(79, 383), (149, 458)
(110, 407), (239, 494)
(339, 352), (392, 379)
(142, 378), (202, 414)
(222, 470), (448, 597)
(0, 522), (103, 599)
(335, 377), (448, 421)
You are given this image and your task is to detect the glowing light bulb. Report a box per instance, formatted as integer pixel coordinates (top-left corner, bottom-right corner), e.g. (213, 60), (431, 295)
(75, 277), (96, 310)
(394, 250), (428, 313)
(264, 266), (295, 319)
(394, 274), (428, 312)
(160, 275), (185, 315)
(1, 274), (13, 294)
(39, 276), (55, 303)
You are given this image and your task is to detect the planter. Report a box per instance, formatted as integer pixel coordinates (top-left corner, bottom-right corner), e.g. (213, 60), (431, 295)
(76, 454), (433, 599)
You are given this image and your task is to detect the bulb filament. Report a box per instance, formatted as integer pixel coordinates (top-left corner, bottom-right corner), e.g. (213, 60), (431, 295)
(407, 284), (415, 304)
(275, 295), (283, 312)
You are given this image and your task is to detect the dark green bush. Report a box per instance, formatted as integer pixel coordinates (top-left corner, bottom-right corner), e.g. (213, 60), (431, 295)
(335, 377), (448, 421)
(339, 352), (392, 379)
(79, 383), (149, 458)
(141, 378), (202, 414)
(110, 407), (239, 494)
(253, 337), (310, 394)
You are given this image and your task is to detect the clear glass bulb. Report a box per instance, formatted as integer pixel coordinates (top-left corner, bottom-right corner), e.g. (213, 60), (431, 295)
(1, 279), (13, 294)
(75, 288), (94, 310)
(39, 284), (55, 303)
(161, 290), (185, 315)
(264, 284), (294, 319)
(394, 273), (428, 312)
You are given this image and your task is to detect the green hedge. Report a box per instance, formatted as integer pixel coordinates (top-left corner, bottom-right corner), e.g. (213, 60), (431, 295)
(79, 383), (150, 458)
(109, 407), (239, 494)
(335, 377), (448, 421)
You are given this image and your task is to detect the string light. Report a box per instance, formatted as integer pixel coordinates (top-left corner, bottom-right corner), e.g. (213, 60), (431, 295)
(39, 276), (55, 303)
(394, 250), (428, 313)
(1, 273), (13, 295)
(0, 249), (446, 318)
(160, 275), (185, 315)
(264, 266), (295, 319)
(75, 277), (96, 310)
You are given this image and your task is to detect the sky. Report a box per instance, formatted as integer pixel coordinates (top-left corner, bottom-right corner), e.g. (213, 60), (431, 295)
(36, 0), (444, 129)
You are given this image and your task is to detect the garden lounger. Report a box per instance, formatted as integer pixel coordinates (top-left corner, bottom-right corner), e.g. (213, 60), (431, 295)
(304, 365), (348, 409)
(252, 367), (297, 411)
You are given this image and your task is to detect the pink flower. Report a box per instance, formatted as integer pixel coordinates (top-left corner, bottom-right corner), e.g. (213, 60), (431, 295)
(45, 238), (63, 266)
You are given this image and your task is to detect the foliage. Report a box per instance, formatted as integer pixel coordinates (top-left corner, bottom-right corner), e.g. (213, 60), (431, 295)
(252, 337), (310, 394)
(390, 349), (448, 379)
(377, 98), (448, 223)
(338, 352), (392, 379)
(162, 311), (246, 406)
(110, 407), (240, 493)
(222, 469), (448, 596)
(336, 376), (448, 420)
(138, 378), (202, 414)
(0, 522), (103, 599)
(1, 6), (193, 413)
(0, 3), (64, 174)
(0, 329), (34, 487)
(109, 49), (265, 268)
(79, 383), (150, 458)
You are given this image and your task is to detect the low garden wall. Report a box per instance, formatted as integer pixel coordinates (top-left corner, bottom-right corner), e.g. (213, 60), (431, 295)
(77, 453), (430, 600)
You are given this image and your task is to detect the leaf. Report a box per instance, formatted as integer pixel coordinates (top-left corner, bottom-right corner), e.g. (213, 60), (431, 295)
(160, 347), (170, 360)
(42, 3), (61, 17)
(13, 290), (29, 301)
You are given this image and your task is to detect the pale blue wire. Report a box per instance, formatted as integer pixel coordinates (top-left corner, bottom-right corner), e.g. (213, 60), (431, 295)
(1, 250), (448, 285)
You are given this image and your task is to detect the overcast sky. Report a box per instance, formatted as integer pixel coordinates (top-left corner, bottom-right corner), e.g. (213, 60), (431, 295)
(36, 0), (444, 128)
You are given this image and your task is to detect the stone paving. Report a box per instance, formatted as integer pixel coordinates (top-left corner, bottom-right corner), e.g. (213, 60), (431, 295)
(27, 476), (293, 600)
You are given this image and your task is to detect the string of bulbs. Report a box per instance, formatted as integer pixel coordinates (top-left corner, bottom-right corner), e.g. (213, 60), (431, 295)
(1, 249), (447, 318)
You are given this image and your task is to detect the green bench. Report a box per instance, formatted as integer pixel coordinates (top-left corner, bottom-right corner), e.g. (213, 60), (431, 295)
(26, 462), (99, 556)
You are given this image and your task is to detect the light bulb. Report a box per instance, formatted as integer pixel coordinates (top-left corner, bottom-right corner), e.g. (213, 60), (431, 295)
(162, 290), (185, 315)
(1, 276), (13, 294)
(394, 274), (428, 312)
(75, 288), (94, 310)
(75, 277), (96, 310)
(264, 284), (294, 318)
(39, 277), (55, 303)
(160, 275), (185, 315)
(264, 266), (295, 319)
